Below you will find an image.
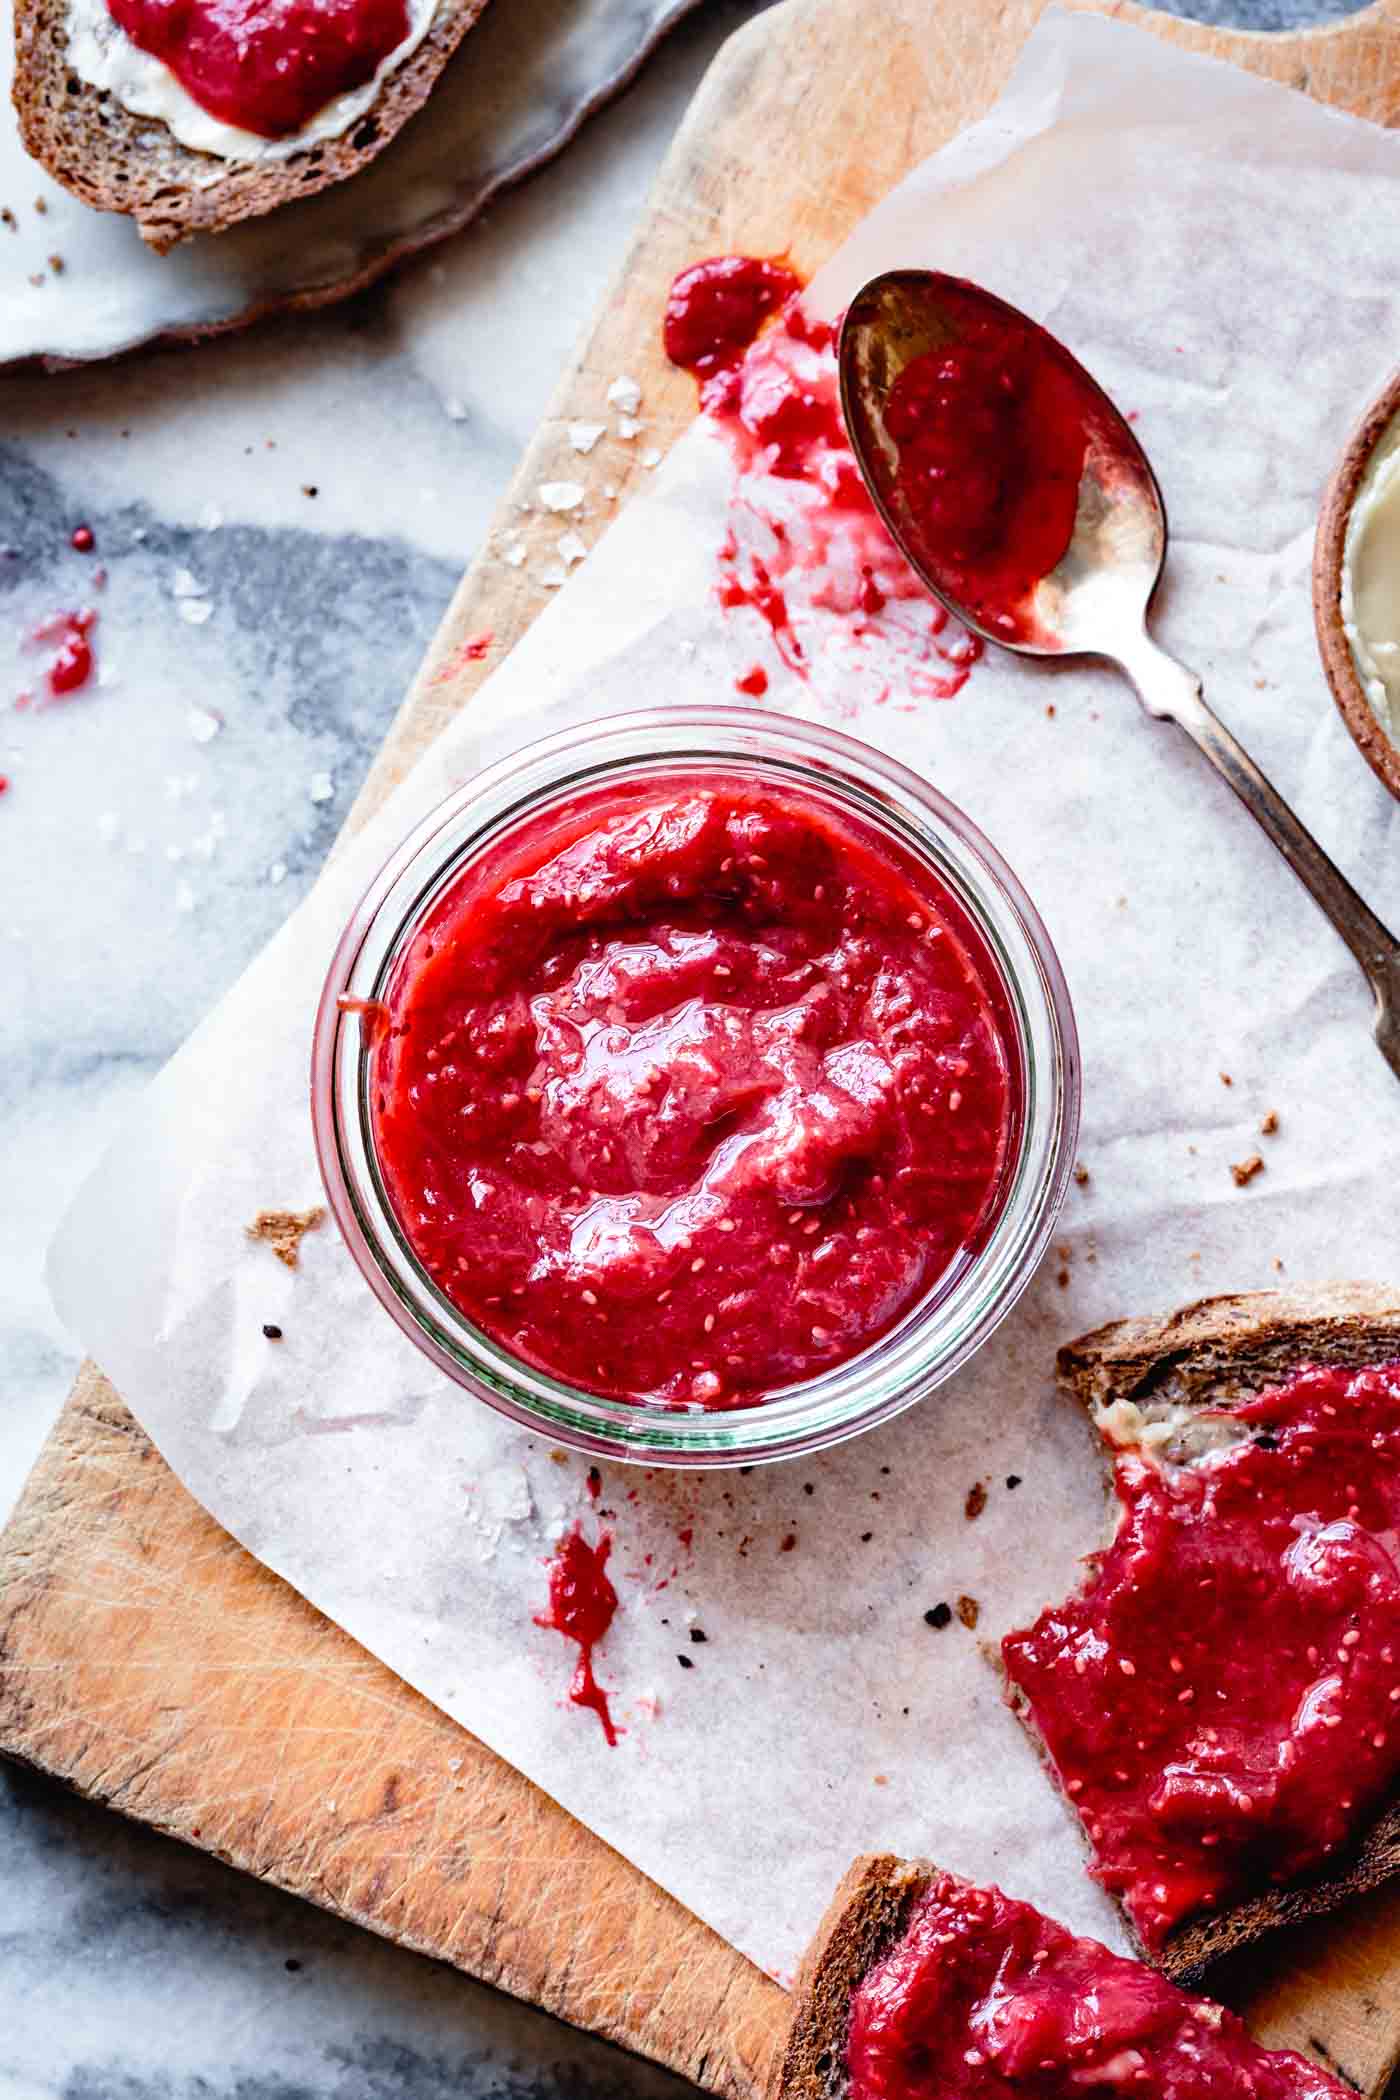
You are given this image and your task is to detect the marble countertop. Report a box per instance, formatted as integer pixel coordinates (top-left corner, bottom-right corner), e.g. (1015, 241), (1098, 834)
(0, 0), (1369, 2090)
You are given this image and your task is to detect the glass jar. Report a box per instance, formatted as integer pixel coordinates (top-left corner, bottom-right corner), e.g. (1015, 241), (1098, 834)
(313, 706), (1080, 1466)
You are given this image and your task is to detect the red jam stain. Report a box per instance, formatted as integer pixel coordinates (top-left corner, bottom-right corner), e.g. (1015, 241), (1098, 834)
(535, 1524), (620, 1746)
(26, 608), (97, 702)
(70, 525), (95, 553)
(371, 776), (1019, 1409)
(847, 1871), (1349, 2100)
(1003, 1361), (1400, 1952)
(434, 631), (495, 684)
(664, 256), (805, 414)
(877, 283), (1096, 645)
(106, 0), (410, 137)
(664, 257), (980, 711)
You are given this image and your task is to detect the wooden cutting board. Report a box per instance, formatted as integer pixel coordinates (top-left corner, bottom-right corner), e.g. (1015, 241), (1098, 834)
(9, 0), (1400, 2091)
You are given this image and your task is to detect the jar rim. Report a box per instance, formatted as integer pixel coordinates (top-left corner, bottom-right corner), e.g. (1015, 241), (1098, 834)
(312, 705), (1081, 1468)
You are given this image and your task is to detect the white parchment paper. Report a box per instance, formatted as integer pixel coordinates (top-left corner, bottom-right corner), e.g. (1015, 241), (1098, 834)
(49, 10), (1400, 1982)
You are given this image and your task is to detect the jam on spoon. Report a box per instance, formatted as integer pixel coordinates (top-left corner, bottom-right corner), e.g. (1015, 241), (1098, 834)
(839, 269), (1400, 1080)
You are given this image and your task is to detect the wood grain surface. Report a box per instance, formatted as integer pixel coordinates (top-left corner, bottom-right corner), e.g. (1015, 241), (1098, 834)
(9, 0), (1400, 2092)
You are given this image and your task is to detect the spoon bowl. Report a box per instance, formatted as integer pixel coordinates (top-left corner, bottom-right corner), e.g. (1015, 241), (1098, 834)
(837, 267), (1400, 1081)
(840, 270), (1165, 660)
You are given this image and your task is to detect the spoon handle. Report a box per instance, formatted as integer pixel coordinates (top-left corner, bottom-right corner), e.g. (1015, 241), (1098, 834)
(1117, 632), (1400, 1082)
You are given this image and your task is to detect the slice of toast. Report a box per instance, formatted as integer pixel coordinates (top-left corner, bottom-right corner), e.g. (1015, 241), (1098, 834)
(1006, 1283), (1400, 1983)
(12, 0), (490, 251)
(774, 1854), (931, 2100)
(770, 1852), (1351, 2100)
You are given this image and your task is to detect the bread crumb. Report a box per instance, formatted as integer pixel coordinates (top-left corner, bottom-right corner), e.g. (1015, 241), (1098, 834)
(873, 1773), (888, 1786)
(1073, 1162), (1089, 1186)
(1260, 1110), (1279, 1136)
(246, 1206), (325, 1269)
(1057, 1267), (1070, 1288)
(1231, 1153), (1265, 1188)
(956, 1594), (980, 1629)
(965, 1481), (987, 1521)
(1220, 1071), (1233, 1087)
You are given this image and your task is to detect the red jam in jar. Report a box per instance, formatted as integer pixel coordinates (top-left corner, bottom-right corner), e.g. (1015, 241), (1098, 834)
(846, 1871), (1349, 2100)
(369, 775), (1020, 1409)
(1002, 1361), (1400, 1952)
(107, 0), (411, 138)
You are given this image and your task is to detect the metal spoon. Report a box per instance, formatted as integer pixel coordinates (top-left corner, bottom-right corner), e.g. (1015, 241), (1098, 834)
(839, 268), (1400, 1082)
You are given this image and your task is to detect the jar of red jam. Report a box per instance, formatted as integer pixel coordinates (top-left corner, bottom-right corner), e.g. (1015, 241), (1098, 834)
(313, 709), (1079, 1465)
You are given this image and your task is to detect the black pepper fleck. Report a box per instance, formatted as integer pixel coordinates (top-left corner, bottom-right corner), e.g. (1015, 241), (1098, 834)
(262, 1323), (283, 1340)
(689, 1628), (708, 1643)
(860, 1531), (874, 1543)
(924, 1603), (953, 1629)
(285, 1959), (302, 1973)
(677, 1653), (694, 1669)
(1006, 1473), (1022, 1490)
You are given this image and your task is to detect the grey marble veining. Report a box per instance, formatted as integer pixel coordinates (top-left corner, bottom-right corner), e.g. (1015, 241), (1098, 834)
(0, 0), (1371, 2093)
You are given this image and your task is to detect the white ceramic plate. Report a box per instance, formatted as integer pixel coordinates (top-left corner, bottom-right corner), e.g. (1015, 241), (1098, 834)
(0, 0), (698, 367)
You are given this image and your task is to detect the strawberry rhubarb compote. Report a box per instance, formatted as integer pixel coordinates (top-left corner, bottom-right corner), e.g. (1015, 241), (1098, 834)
(370, 773), (1019, 1409)
(1003, 1361), (1400, 1952)
(846, 1872), (1349, 2100)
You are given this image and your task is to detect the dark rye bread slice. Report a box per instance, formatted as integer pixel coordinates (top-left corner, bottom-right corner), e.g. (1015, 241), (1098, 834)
(771, 1853), (933, 2100)
(12, 0), (490, 252)
(1006, 1283), (1400, 1985)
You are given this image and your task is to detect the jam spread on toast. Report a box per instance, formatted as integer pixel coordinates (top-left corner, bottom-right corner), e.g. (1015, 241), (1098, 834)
(1003, 1361), (1400, 1950)
(847, 1872), (1348, 2100)
(107, 0), (411, 138)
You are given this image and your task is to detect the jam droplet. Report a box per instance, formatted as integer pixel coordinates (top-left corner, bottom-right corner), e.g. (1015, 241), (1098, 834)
(32, 607), (97, 699)
(663, 254), (804, 414)
(535, 1525), (621, 1746)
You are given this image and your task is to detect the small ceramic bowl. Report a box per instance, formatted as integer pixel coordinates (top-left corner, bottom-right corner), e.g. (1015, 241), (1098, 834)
(1314, 367), (1400, 803)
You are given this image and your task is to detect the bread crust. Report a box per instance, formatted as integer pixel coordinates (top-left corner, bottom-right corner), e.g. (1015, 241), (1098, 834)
(11, 0), (491, 250)
(769, 1855), (934, 2100)
(1020, 1284), (1400, 1982)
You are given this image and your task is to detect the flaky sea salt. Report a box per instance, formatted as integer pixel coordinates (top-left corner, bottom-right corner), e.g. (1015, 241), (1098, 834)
(607, 375), (642, 415)
(556, 531), (587, 568)
(616, 417), (643, 441)
(171, 568), (204, 599)
(642, 449), (663, 469)
(187, 706), (221, 744)
(308, 771), (335, 805)
(568, 421), (606, 454)
(179, 600), (213, 626)
(537, 562), (569, 589)
(538, 481), (585, 514)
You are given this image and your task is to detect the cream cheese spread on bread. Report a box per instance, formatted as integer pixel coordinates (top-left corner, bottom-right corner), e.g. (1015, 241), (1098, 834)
(63, 0), (442, 162)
